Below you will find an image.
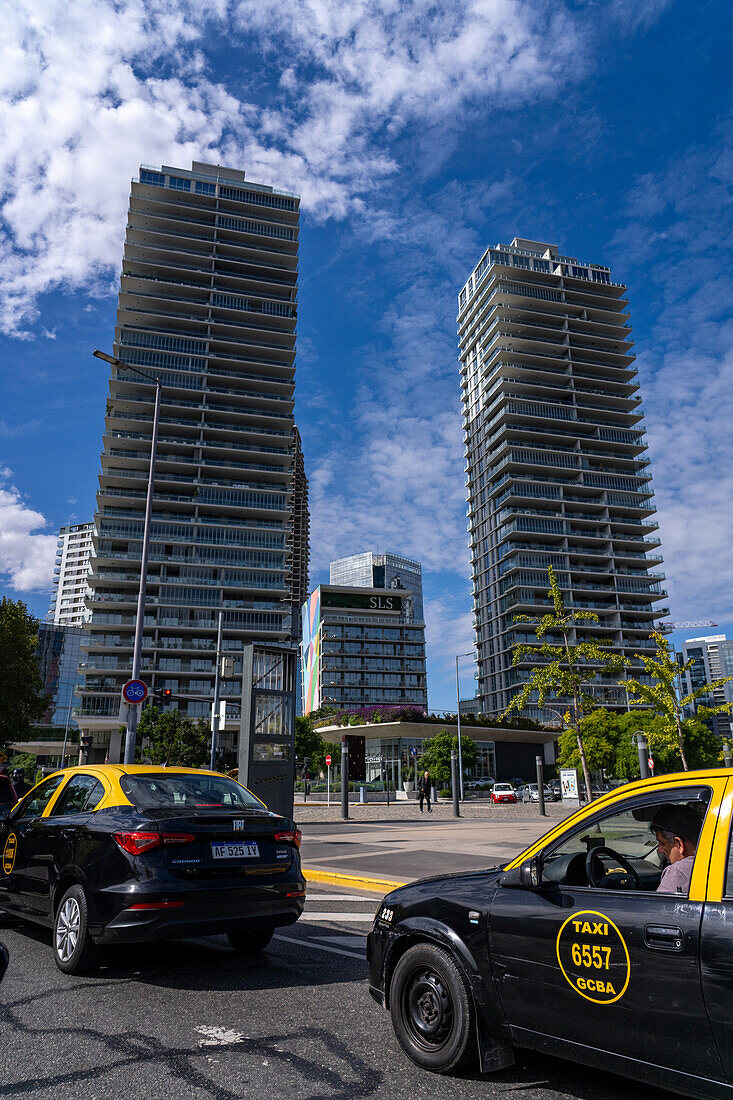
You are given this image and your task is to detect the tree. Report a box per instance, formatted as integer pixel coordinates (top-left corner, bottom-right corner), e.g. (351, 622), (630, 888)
(418, 729), (477, 788)
(0, 599), (49, 754)
(502, 566), (626, 801)
(623, 632), (733, 771)
(136, 706), (209, 768)
(557, 708), (723, 780)
(294, 714), (327, 773)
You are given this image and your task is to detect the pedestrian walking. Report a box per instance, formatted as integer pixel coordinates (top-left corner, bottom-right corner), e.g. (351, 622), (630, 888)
(418, 770), (432, 814)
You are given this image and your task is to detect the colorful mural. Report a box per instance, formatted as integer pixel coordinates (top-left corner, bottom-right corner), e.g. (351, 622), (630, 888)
(301, 587), (321, 715)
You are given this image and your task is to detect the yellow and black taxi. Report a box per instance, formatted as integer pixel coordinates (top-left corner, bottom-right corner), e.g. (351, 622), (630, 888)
(0, 764), (305, 974)
(368, 768), (733, 1099)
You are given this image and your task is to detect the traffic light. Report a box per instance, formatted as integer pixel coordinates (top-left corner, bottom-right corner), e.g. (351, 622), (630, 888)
(80, 735), (93, 755)
(153, 687), (174, 703)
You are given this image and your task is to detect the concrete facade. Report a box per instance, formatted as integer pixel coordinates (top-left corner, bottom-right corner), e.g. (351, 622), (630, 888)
(458, 237), (666, 720)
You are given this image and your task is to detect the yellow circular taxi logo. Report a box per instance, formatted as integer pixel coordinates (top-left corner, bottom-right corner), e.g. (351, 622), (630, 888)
(2, 833), (17, 875)
(556, 909), (630, 1005)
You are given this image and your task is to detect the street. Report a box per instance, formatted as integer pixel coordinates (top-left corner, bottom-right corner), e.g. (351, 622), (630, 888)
(0, 881), (674, 1100)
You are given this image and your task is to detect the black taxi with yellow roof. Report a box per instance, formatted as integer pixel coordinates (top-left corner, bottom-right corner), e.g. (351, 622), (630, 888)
(368, 767), (733, 1098)
(0, 763), (304, 974)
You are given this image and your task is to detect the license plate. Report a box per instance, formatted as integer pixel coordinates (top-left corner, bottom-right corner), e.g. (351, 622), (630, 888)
(211, 842), (260, 860)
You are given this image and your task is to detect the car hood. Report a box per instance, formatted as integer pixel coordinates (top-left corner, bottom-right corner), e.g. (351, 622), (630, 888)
(382, 865), (505, 907)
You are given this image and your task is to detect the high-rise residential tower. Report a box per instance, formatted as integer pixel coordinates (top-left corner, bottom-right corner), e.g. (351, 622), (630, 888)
(77, 161), (299, 760)
(48, 522), (94, 626)
(330, 551), (424, 624)
(458, 238), (666, 720)
(289, 426), (310, 643)
(678, 634), (733, 739)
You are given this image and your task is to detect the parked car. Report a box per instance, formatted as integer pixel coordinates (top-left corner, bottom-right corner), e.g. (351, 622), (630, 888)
(0, 764), (305, 974)
(465, 777), (494, 791)
(522, 784), (557, 804)
(368, 766), (733, 1096)
(490, 783), (517, 804)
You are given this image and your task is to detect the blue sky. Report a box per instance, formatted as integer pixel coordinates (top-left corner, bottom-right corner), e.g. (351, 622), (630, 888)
(1, 0), (731, 709)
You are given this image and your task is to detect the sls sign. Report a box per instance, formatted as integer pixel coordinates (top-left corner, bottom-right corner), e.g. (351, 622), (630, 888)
(320, 590), (404, 612)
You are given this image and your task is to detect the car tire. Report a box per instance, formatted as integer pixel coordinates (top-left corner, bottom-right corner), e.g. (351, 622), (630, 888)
(389, 943), (476, 1074)
(227, 927), (274, 954)
(53, 885), (98, 975)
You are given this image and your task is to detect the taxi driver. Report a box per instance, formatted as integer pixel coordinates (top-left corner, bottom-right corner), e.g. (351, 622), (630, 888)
(651, 805), (703, 895)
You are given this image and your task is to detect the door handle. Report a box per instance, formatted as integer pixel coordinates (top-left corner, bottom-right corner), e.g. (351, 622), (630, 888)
(644, 924), (684, 952)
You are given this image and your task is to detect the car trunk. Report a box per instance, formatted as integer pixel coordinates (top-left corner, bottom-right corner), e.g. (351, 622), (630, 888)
(147, 808), (295, 879)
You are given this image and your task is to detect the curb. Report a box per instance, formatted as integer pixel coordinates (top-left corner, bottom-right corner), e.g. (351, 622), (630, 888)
(302, 867), (406, 893)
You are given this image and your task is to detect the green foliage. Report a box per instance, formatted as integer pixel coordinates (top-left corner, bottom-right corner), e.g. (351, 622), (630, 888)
(0, 599), (50, 753)
(558, 709), (722, 779)
(417, 729), (477, 787)
(623, 632), (733, 771)
(294, 714), (327, 772)
(136, 705), (210, 768)
(8, 752), (37, 782)
(503, 566), (625, 799)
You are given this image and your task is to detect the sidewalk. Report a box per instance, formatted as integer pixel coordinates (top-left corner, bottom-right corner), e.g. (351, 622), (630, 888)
(298, 801), (574, 891)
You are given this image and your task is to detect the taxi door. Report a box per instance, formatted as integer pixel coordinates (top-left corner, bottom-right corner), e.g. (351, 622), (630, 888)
(488, 781), (726, 1086)
(0, 775), (66, 914)
(700, 777), (733, 1083)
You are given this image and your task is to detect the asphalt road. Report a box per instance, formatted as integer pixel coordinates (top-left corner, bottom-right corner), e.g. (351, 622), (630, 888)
(0, 884), (675, 1100)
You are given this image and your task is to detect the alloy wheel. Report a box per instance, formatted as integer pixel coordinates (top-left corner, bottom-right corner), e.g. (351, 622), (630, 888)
(56, 897), (81, 962)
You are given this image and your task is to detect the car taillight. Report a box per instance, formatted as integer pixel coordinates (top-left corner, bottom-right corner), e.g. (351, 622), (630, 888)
(113, 831), (195, 855)
(113, 832), (161, 855)
(127, 900), (185, 910)
(161, 833), (196, 845)
(275, 830), (302, 849)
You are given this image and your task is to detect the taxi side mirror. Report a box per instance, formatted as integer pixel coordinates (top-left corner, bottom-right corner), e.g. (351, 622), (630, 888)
(500, 856), (543, 890)
(0, 805), (10, 822)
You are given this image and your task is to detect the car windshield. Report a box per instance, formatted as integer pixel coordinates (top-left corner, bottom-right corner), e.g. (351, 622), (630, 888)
(120, 773), (265, 812)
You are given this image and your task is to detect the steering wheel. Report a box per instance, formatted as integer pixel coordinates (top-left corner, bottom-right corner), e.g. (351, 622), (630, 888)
(585, 845), (642, 890)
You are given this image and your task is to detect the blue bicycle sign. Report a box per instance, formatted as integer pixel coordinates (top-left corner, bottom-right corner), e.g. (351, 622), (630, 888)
(122, 679), (148, 705)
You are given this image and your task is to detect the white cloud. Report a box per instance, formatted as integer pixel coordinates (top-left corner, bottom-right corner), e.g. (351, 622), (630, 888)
(0, 476), (57, 592)
(0, 0), (668, 335)
(613, 118), (733, 618)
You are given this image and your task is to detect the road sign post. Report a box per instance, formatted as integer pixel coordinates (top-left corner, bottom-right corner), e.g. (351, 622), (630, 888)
(325, 753), (332, 807)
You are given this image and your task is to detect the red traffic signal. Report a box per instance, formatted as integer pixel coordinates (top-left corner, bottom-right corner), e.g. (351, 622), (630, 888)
(162, 689), (172, 698)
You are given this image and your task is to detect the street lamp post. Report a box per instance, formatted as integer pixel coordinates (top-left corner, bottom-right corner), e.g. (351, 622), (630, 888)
(455, 650), (475, 801)
(94, 350), (162, 765)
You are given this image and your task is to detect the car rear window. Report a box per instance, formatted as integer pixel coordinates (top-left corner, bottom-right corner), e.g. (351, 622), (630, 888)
(120, 773), (265, 812)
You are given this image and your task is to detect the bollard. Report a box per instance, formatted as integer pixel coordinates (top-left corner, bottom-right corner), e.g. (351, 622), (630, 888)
(635, 731), (650, 779)
(536, 755), (546, 816)
(360, 784), (366, 804)
(451, 750), (460, 818)
(341, 740), (349, 820)
(724, 742), (733, 768)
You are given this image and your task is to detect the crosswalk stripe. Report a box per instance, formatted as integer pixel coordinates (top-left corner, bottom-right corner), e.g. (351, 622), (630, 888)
(274, 934), (364, 961)
(300, 912), (374, 921)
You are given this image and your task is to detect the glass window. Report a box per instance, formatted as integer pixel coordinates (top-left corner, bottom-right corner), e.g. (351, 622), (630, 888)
(120, 773), (263, 810)
(140, 169), (165, 187)
(51, 775), (104, 816)
(15, 776), (66, 820)
(543, 788), (710, 893)
(195, 180), (216, 195)
(168, 176), (191, 191)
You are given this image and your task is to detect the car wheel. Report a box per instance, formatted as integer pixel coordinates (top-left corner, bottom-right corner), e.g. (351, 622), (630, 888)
(53, 885), (98, 975)
(227, 927), (274, 954)
(389, 943), (476, 1074)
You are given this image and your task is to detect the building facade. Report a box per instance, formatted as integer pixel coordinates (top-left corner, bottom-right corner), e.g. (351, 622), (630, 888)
(77, 161), (299, 760)
(36, 623), (86, 730)
(48, 522), (94, 626)
(330, 551), (424, 624)
(289, 426), (310, 642)
(458, 238), (666, 720)
(301, 584), (428, 714)
(679, 634), (733, 739)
